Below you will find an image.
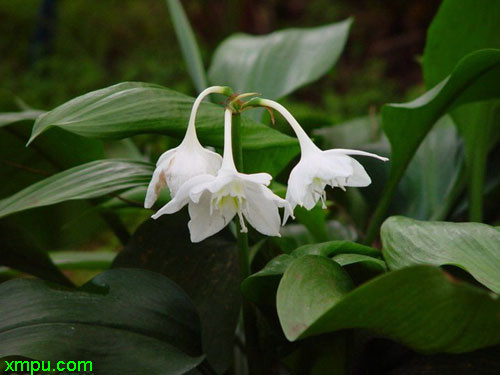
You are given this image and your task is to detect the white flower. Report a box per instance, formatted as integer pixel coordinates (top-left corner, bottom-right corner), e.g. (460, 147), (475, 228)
(256, 99), (388, 218)
(144, 86), (232, 208)
(151, 109), (291, 242)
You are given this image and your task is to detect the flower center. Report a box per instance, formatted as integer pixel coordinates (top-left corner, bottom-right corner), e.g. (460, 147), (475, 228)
(311, 177), (327, 209)
(210, 181), (248, 232)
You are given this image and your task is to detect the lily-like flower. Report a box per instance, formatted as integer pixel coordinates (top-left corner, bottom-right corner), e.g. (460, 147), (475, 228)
(144, 86), (232, 208)
(254, 99), (388, 218)
(151, 108), (291, 242)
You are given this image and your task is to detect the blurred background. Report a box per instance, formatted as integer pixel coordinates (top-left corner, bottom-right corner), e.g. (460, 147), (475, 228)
(1, 0), (440, 114)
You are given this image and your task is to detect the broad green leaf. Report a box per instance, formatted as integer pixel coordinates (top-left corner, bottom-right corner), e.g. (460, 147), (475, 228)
(0, 159), (154, 219)
(242, 240), (380, 303)
(0, 109), (44, 128)
(423, 0), (500, 222)
(113, 213), (240, 374)
(381, 216), (500, 293)
(0, 222), (71, 286)
(28, 82), (298, 175)
(277, 256), (500, 353)
(0, 269), (203, 374)
(166, 0), (207, 93)
(367, 49), (500, 242)
(208, 19), (352, 99)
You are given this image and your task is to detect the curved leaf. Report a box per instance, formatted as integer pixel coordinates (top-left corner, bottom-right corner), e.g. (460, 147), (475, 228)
(331, 253), (387, 272)
(367, 49), (500, 242)
(27, 82), (298, 175)
(0, 268), (203, 374)
(0, 159), (154, 219)
(381, 216), (500, 293)
(423, 0), (500, 222)
(208, 19), (352, 99)
(277, 256), (500, 353)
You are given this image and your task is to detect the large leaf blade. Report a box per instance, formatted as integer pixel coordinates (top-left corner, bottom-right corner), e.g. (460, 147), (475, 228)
(27, 82), (298, 175)
(208, 19), (352, 99)
(0, 268), (203, 374)
(277, 256), (500, 353)
(0, 159), (154, 219)
(381, 216), (500, 293)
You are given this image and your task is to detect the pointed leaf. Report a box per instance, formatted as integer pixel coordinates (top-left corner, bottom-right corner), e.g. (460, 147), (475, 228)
(0, 159), (154, 219)
(28, 82), (298, 175)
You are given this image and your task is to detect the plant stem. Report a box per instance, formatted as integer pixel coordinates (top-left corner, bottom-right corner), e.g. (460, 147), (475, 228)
(232, 112), (262, 374)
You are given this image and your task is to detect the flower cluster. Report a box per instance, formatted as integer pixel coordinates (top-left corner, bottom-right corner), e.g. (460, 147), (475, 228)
(145, 86), (388, 242)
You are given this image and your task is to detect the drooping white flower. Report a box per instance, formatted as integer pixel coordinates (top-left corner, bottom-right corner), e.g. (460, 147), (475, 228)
(255, 99), (388, 218)
(144, 86), (232, 208)
(151, 108), (291, 242)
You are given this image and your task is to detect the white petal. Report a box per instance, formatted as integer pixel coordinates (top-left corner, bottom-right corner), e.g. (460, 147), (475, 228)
(151, 174), (213, 219)
(345, 158), (372, 187)
(286, 160), (310, 207)
(237, 172), (272, 186)
(243, 183), (282, 237)
(187, 193), (232, 242)
(144, 166), (166, 209)
(156, 147), (178, 166)
(328, 148), (389, 162)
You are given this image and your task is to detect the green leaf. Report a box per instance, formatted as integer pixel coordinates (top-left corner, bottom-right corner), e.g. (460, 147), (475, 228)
(331, 253), (387, 273)
(0, 110), (44, 128)
(28, 82), (298, 175)
(423, 0), (500, 222)
(277, 256), (500, 353)
(208, 19), (352, 99)
(166, 0), (207, 93)
(0, 222), (71, 286)
(381, 216), (500, 293)
(0, 159), (154, 219)
(367, 49), (500, 242)
(242, 240), (380, 303)
(113, 213), (240, 374)
(0, 269), (203, 374)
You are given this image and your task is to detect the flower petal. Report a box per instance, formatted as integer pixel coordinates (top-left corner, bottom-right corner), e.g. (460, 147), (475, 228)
(151, 174), (213, 219)
(329, 148), (389, 162)
(243, 183), (282, 237)
(187, 192), (232, 242)
(345, 157), (371, 187)
(144, 166), (167, 209)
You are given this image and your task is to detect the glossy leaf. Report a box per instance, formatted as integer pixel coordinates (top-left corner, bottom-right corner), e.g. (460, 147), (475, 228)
(208, 19), (352, 99)
(367, 49), (500, 242)
(113, 213), (240, 374)
(0, 269), (203, 374)
(381, 216), (500, 293)
(28, 82), (298, 175)
(331, 254), (387, 273)
(423, 0), (500, 222)
(166, 0), (207, 92)
(277, 256), (500, 353)
(0, 159), (154, 219)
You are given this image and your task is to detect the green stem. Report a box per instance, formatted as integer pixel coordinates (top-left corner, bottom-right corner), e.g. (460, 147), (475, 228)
(232, 112), (263, 374)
